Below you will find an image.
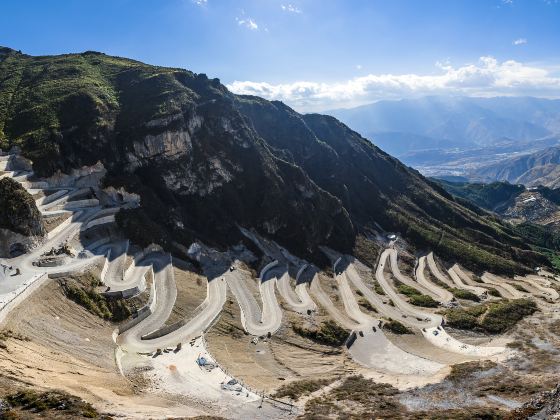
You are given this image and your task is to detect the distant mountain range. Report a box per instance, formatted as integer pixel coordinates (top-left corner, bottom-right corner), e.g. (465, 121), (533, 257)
(470, 145), (560, 188)
(328, 96), (560, 175)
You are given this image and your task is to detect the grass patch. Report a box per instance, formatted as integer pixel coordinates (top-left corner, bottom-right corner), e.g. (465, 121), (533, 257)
(301, 375), (402, 419)
(446, 360), (497, 382)
(383, 319), (414, 335)
(5, 390), (100, 418)
(373, 281), (386, 295)
(0, 329), (30, 351)
(450, 288), (480, 302)
(272, 378), (334, 401)
(292, 321), (349, 347)
(59, 273), (131, 322)
(512, 283), (529, 293)
(480, 298), (537, 334)
(395, 281), (439, 307)
(358, 298), (378, 313)
(444, 299), (537, 333)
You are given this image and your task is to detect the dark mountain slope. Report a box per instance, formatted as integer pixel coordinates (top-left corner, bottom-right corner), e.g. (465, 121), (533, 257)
(0, 47), (552, 274)
(236, 98), (547, 274)
(0, 177), (45, 237)
(433, 180), (526, 213)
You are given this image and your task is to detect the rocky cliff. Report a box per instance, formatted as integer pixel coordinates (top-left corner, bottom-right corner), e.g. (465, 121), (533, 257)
(0, 177), (45, 256)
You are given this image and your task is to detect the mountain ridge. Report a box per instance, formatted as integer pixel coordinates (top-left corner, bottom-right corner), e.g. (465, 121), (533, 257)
(328, 96), (560, 163)
(0, 46), (552, 274)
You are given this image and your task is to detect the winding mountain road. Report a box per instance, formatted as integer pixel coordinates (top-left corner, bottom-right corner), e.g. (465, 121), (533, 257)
(416, 256), (454, 303)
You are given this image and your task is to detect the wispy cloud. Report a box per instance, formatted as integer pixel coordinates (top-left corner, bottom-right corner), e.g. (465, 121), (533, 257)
(192, 0), (207, 6)
(227, 57), (560, 112)
(236, 17), (258, 30)
(513, 38), (527, 45)
(281, 4), (302, 14)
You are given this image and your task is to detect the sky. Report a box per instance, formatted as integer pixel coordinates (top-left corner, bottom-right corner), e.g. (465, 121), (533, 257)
(1, 0), (559, 111)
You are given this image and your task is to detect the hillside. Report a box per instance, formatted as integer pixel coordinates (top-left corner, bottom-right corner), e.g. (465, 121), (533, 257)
(471, 145), (560, 188)
(434, 179), (560, 225)
(0, 46), (553, 274)
(433, 180), (526, 213)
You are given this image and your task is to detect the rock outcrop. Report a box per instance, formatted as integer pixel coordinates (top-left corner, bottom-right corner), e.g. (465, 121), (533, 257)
(0, 177), (45, 257)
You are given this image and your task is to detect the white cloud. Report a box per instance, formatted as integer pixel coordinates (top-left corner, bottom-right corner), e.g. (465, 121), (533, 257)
(236, 17), (258, 30)
(227, 56), (560, 112)
(356, 64), (363, 70)
(513, 38), (527, 45)
(281, 4), (302, 14)
(192, 0), (207, 6)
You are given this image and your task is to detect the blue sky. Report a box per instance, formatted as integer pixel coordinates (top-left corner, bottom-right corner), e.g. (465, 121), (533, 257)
(1, 0), (559, 111)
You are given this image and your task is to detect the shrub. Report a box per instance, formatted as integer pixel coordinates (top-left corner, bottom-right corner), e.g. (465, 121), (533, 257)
(358, 298), (378, 313)
(446, 360), (497, 382)
(5, 390), (99, 417)
(444, 307), (479, 330)
(480, 299), (538, 334)
(409, 294), (439, 307)
(373, 281), (386, 295)
(396, 281), (439, 307)
(513, 283), (529, 293)
(273, 378), (334, 401)
(293, 321), (349, 346)
(59, 277), (131, 322)
(444, 299), (537, 333)
(450, 288), (480, 302)
(383, 319), (414, 335)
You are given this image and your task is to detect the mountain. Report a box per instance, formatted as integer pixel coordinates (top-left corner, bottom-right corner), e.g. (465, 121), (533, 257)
(0, 46), (552, 274)
(328, 96), (560, 169)
(471, 145), (560, 188)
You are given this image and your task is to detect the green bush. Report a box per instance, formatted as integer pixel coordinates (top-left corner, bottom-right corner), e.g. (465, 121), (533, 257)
(60, 277), (131, 322)
(396, 281), (439, 307)
(6, 390), (99, 417)
(358, 298), (378, 313)
(480, 299), (538, 334)
(273, 378), (334, 401)
(444, 307), (479, 330)
(293, 321), (349, 347)
(447, 360), (497, 382)
(409, 294), (439, 308)
(383, 319), (414, 335)
(512, 283), (529, 293)
(450, 288), (480, 302)
(373, 281), (386, 295)
(444, 299), (537, 334)
(396, 283), (420, 297)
